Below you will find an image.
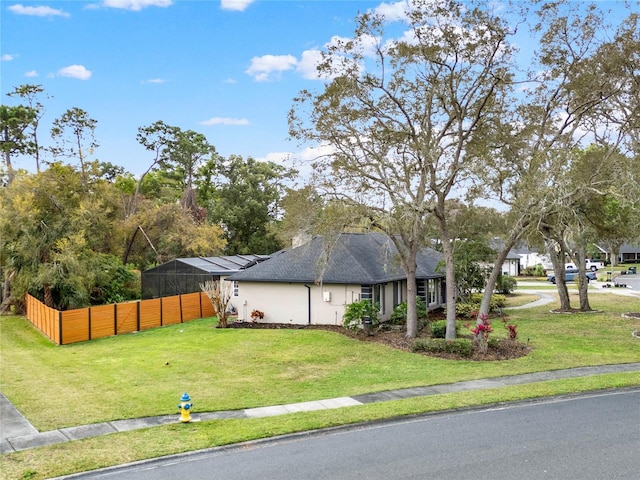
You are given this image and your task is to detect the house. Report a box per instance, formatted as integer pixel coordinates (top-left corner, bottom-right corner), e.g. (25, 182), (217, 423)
(141, 254), (271, 299)
(615, 243), (640, 264)
(511, 245), (550, 271)
(225, 233), (446, 326)
(489, 239), (534, 275)
(501, 250), (521, 276)
(594, 242), (640, 264)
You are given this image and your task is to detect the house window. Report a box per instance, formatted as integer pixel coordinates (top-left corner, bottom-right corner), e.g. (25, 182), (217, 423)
(373, 284), (385, 314)
(233, 281), (239, 297)
(361, 285), (372, 301)
(392, 281), (403, 307)
(417, 280), (427, 305)
(362, 284), (385, 313)
(427, 279), (437, 305)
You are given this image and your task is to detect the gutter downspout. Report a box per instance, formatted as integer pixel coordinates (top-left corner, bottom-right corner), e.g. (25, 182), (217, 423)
(304, 284), (311, 325)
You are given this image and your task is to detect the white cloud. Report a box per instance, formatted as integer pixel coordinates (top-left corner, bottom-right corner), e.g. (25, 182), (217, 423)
(224, 78), (237, 84)
(297, 49), (325, 80)
(373, 1), (412, 22)
(200, 117), (250, 126)
(58, 65), (92, 80)
(295, 143), (336, 163)
(258, 151), (293, 164)
(101, 0), (172, 11)
(1, 54), (16, 61)
(246, 54), (297, 82)
(25, 70), (39, 77)
(142, 78), (166, 84)
(8, 4), (70, 17)
(221, 0), (255, 12)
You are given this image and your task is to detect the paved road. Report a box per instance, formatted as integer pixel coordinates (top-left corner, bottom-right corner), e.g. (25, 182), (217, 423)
(56, 388), (640, 480)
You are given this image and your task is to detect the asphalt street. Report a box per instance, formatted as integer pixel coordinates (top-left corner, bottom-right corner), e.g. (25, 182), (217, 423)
(54, 388), (640, 480)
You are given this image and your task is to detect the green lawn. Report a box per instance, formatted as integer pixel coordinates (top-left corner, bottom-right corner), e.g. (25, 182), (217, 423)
(1, 293), (639, 479)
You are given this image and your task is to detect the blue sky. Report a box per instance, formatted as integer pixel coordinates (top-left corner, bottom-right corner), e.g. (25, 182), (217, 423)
(1, 0), (634, 178)
(2, 0), (387, 176)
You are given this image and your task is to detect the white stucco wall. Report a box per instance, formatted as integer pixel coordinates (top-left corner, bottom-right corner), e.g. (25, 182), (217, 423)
(229, 282), (363, 325)
(502, 259), (520, 276)
(229, 279), (444, 326)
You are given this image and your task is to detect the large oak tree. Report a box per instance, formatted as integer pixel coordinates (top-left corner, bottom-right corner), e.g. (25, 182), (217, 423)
(289, 0), (515, 338)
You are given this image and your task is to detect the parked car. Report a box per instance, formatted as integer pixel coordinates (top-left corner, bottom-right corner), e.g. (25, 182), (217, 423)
(548, 268), (598, 284)
(565, 260), (606, 272)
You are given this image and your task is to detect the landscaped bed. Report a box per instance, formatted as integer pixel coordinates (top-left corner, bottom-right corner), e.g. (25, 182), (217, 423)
(227, 314), (533, 361)
(1, 293), (639, 480)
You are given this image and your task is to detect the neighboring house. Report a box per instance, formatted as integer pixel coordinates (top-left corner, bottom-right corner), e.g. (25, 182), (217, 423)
(501, 250), (521, 276)
(489, 239), (533, 275)
(225, 233), (446, 326)
(616, 243), (640, 263)
(511, 245), (550, 270)
(141, 255), (272, 299)
(594, 242), (640, 264)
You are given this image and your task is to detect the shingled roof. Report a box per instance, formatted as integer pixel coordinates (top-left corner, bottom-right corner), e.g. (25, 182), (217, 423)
(226, 233), (444, 284)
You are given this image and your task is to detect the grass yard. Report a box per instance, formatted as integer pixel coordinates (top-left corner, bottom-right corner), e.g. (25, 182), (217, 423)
(1, 293), (639, 479)
(503, 292), (541, 307)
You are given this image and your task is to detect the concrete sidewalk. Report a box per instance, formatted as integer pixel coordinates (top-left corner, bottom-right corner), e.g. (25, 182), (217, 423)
(2, 362), (639, 455)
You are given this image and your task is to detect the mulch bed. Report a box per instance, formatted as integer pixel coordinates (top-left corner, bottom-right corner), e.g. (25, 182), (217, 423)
(227, 317), (532, 361)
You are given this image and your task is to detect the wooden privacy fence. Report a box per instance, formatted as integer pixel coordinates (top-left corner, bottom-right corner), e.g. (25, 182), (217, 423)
(25, 292), (216, 345)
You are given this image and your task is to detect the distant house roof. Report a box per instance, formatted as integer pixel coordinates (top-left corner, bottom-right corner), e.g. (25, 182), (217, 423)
(490, 239), (538, 259)
(226, 233), (444, 284)
(619, 242), (640, 254)
(143, 254), (272, 276)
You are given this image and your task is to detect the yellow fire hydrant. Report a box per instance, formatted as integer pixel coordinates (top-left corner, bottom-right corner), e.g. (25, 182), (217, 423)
(178, 392), (192, 423)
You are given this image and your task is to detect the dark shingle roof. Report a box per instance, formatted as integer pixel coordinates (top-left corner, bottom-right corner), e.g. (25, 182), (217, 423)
(226, 233), (443, 284)
(143, 254), (271, 276)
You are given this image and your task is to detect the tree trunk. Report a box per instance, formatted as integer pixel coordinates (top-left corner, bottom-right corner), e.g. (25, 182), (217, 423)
(0, 268), (10, 313)
(405, 263), (418, 339)
(573, 245), (592, 311)
(43, 283), (55, 309)
(477, 217), (530, 323)
(548, 242), (572, 311)
(3, 150), (14, 185)
(441, 238), (457, 340)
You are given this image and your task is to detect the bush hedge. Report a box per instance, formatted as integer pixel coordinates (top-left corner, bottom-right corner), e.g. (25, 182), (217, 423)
(412, 338), (472, 357)
(455, 293), (506, 318)
(429, 319), (464, 338)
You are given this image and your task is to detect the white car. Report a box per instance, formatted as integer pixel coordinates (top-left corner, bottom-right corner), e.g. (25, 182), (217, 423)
(564, 260), (605, 272)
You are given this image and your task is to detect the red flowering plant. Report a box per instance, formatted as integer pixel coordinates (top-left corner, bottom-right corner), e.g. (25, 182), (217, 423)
(502, 317), (518, 340)
(470, 313), (492, 354)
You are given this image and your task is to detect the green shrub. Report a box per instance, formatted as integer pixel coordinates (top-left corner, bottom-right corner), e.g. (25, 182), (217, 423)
(523, 265), (545, 277)
(389, 297), (428, 325)
(491, 294), (507, 308)
(343, 300), (380, 331)
(469, 293), (506, 310)
(455, 302), (477, 318)
(496, 275), (517, 294)
(430, 320), (462, 338)
(412, 338), (472, 357)
(455, 293), (506, 318)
